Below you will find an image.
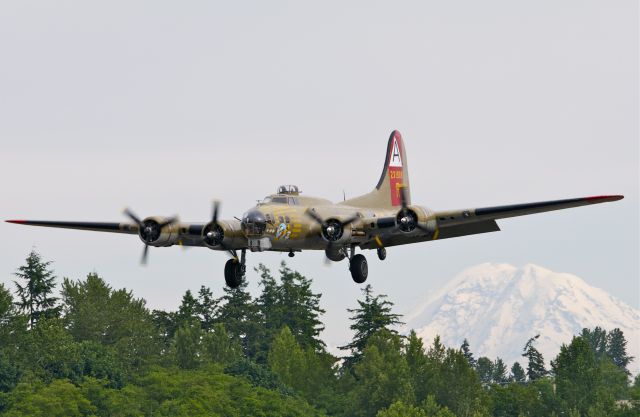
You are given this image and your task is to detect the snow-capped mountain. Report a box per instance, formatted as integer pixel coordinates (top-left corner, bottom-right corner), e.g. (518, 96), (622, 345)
(405, 263), (640, 375)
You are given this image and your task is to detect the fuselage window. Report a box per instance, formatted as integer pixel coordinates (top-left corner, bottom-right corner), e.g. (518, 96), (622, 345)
(271, 197), (288, 204)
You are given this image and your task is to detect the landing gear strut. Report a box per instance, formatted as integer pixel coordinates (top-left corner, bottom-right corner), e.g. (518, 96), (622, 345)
(349, 253), (368, 284)
(224, 249), (246, 288)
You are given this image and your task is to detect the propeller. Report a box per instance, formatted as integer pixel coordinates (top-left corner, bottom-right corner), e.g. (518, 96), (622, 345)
(396, 185), (431, 233)
(305, 209), (359, 265)
(305, 209), (359, 243)
(123, 208), (178, 265)
(201, 200), (237, 260)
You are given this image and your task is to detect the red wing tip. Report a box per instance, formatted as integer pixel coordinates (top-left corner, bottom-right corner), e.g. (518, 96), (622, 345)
(585, 195), (624, 201)
(5, 220), (26, 224)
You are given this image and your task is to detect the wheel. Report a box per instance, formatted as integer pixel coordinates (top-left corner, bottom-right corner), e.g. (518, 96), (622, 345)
(224, 259), (244, 288)
(349, 254), (368, 284)
(377, 247), (387, 261)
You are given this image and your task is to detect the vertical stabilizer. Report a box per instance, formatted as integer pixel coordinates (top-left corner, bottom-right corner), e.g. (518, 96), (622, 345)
(342, 130), (411, 209)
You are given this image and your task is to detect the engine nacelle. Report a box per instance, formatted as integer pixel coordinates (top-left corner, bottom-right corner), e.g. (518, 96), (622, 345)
(396, 206), (436, 233)
(138, 216), (181, 247)
(201, 220), (244, 250)
(319, 218), (353, 244)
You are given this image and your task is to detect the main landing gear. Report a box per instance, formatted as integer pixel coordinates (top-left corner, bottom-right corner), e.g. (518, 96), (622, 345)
(349, 254), (368, 284)
(346, 245), (367, 284)
(224, 249), (246, 288)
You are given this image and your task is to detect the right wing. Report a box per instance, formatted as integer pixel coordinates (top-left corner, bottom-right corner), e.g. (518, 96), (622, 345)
(361, 195), (623, 248)
(433, 194), (623, 239)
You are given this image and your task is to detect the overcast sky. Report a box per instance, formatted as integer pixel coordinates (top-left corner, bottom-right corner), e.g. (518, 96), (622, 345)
(1, 1), (637, 351)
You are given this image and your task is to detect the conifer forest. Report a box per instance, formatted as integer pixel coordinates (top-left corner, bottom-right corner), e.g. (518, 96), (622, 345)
(0, 250), (637, 417)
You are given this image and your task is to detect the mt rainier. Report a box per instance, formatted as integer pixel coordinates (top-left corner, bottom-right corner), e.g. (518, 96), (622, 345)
(404, 263), (640, 375)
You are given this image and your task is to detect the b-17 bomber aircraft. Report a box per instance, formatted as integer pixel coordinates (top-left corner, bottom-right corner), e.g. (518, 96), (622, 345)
(7, 131), (623, 288)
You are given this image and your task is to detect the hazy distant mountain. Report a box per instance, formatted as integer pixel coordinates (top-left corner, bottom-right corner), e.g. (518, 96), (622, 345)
(405, 263), (640, 375)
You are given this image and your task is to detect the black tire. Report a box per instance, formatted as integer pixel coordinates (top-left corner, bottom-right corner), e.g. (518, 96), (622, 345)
(377, 247), (387, 261)
(349, 254), (368, 284)
(224, 259), (243, 288)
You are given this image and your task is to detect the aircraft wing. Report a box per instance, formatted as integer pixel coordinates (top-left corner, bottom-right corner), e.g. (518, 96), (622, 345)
(434, 194), (623, 238)
(364, 195), (623, 248)
(4, 220), (211, 247)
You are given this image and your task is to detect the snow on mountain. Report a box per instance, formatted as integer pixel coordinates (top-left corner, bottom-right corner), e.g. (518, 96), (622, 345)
(404, 263), (640, 375)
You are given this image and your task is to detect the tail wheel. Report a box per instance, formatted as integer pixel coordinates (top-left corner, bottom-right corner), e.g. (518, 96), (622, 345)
(349, 254), (368, 284)
(224, 259), (244, 288)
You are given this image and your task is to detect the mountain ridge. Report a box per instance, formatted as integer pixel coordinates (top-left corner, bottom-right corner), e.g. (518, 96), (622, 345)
(405, 263), (640, 375)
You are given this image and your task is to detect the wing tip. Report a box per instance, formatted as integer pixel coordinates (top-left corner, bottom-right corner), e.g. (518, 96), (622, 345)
(5, 220), (26, 224)
(586, 195), (624, 202)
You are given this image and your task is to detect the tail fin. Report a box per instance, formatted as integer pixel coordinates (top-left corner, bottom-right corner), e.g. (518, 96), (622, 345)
(342, 130), (411, 209)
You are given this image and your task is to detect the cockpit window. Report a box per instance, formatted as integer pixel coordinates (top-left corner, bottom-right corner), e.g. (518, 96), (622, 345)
(271, 197), (288, 204)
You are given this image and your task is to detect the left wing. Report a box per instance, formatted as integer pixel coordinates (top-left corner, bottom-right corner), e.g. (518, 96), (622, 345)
(5, 220), (138, 234)
(5, 219), (210, 247)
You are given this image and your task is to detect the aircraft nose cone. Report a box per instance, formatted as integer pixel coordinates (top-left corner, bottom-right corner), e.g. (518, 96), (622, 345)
(242, 209), (267, 236)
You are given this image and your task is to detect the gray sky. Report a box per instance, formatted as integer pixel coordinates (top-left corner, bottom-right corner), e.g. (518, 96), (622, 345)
(1, 1), (637, 351)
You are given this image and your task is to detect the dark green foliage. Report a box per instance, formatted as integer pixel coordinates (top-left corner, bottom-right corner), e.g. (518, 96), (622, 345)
(340, 284), (403, 368)
(405, 330), (429, 402)
(476, 356), (494, 385)
(176, 289), (198, 325)
(195, 285), (219, 332)
(430, 347), (487, 417)
(3, 251), (638, 417)
(217, 278), (263, 358)
(492, 357), (508, 385)
(0, 351), (20, 393)
(61, 273), (161, 371)
(173, 321), (202, 369)
(2, 368), (325, 417)
(224, 358), (295, 395)
(201, 323), (241, 365)
(13, 251), (60, 328)
(553, 335), (600, 414)
(581, 326), (608, 359)
(606, 328), (633, 374)
(490, 378), (558, 417)
(510, 361), (526, 383)
(523, 335), (546, 381)
(347, 330), (414, 417)
(461, 338), (477, 368)
(256, 263), (326, 359)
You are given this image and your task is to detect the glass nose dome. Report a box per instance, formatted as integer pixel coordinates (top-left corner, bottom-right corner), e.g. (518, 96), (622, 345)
(242, 209), (266, 236)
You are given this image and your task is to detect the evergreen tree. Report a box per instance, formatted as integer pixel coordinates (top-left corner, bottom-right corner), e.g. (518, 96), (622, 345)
(177, 289), (198, 323)
(510, 361), (526, 383)
(267, 326), (306, 390)
(348, 330), (414, 417)
(522, 335), (546, 381)
(433, 348), (486, 417)
(340, 284), (403, 368)
(13, 250), (60, 327)
(606, 328), (633, 374)
(195, 285), (219, 332)
(0, 283), (13, 324)
(173, 321), (202, 369)
(492, 357), (508, 385)
(476, 356), (494, 385)
(553, 335), (600, 414)
(461, 339), (476, 368)
(275, 263), (325, 350)
(201, 323), (241, 365)
(581, 327), (608, 360)
(405, 330), (428, 402)
(217, 279), (262, 358)
(62, 273), (160, 371)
